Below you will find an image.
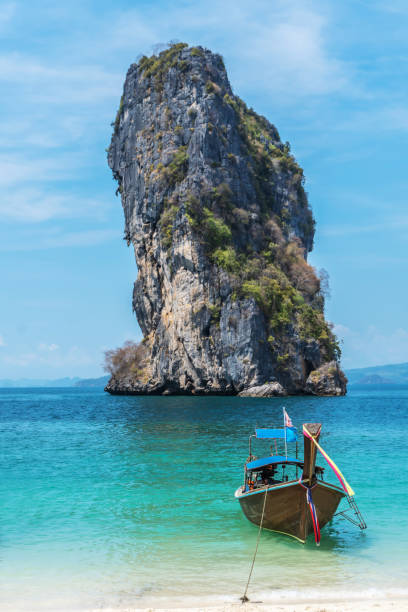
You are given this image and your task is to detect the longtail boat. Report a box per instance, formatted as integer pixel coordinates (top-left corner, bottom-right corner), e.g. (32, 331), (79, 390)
(235, 411), (366, 544)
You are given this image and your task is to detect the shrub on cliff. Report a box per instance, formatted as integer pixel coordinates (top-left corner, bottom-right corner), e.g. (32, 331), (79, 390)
(103, 341), (148, 380)
(139, 42), (188, 92)
(212, 246), (240, 273)
(162, 146), (188, 185)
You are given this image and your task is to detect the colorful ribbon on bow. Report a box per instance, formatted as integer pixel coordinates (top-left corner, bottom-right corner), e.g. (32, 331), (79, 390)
(299, 480), (321, 546)
(306, 486), (321, 546)
(303, 425), (355, 497)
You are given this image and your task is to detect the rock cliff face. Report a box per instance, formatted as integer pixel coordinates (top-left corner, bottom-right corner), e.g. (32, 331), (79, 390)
(106, 43), (346, 396)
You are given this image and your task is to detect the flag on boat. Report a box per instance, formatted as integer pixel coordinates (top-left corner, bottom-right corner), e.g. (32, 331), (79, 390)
(283, 408), (293, 428)
(303, 425), (355, 497)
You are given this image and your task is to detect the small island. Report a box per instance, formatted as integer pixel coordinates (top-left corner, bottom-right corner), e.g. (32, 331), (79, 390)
(105, 43), (346, 397)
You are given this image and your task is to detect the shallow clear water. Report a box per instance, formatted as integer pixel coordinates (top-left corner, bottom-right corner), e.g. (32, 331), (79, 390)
(1, 386), (407, 609)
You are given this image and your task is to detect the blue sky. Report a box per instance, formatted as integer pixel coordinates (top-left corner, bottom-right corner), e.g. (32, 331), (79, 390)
(1, 0), (407, 378)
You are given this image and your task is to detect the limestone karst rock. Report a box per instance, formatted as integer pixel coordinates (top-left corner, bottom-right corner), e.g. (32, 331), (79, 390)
(106, 43), (346, 396)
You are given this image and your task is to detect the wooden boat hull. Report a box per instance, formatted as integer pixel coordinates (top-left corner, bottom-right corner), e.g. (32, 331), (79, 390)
(236, 480), (344, 543)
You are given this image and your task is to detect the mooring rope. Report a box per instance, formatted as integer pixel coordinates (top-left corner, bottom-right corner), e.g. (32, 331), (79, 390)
(240, 486), (269, 604)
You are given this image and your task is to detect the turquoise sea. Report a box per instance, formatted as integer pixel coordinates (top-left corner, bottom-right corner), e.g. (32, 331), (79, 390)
(1, 386), (407, 610)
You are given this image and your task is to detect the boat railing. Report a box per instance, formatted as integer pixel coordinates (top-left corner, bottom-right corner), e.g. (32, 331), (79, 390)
(242, 478), (300, 494)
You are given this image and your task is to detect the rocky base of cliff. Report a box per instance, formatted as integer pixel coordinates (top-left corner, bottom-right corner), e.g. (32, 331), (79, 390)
(105, 360), (346, 396)
(104, 377), (237, 396)
(238, 382), (287, 397)
(305, 361), (347, 396)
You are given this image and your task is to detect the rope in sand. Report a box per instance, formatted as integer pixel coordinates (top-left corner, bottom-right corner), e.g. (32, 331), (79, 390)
(240, 486), (269, 604)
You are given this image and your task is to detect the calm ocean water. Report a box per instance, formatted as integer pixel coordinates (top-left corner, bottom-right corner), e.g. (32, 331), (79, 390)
(1, 386), (407, 610)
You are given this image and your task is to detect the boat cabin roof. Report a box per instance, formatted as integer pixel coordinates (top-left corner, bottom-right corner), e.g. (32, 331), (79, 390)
(246, 455), (301, 471)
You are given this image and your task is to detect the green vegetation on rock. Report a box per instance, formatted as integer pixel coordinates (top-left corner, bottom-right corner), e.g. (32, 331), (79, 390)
(138, 43), (189, 92)
(208, 304), (221, 326)
(212, 247), (240, 273)
(159, 203), (178, 250)
(205, 80), (221, 95)
(182, 185), (338, 359)
(114, 95), (124, 133)
(161, 146), (188, 186)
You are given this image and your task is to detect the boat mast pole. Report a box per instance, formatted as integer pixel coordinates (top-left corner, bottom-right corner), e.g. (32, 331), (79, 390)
(283, 407), (287, 459)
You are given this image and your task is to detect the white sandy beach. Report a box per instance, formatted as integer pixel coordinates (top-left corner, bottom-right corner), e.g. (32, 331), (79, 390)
(95, 598), (408, 612)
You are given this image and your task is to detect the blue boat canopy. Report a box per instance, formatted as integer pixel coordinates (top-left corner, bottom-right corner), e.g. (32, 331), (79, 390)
(246, 455), (302, 471)
(255, 427), (297, 442)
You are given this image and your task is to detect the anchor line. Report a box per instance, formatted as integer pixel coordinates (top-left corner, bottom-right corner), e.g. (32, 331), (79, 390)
(240, 485), (269, 603)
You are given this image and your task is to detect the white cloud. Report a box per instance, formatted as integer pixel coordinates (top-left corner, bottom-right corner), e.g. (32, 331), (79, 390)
(334, 105), (408, 134)
(3, 190), (71, 222)
(0, 226), (120, 251)
(0, 1), (353, 241)
(0, 184), (114, 223)
(0, 2), (15, 33)
(334, 324), (408, 368)
(0, 120), (61, 149)
(234, 10), (347, 96)
(0, 153), (75, 188)
(0, 115), (98, 150)
(38, 343), (59, 352)
(0, 149), (115, 227)
(0, 53), (121, 104)
(43, 228), (120, 248)
(321, 214), (408, 238)
(0, 334), (6, 347)
(374, 1), (408, 15)
(10, 1), (347, 103)
(3, 344), (94, 369)
(102, 1), (349, 99)
(0, 150), (116, 225)
(103, 9), (157, 51)
(3, 352), (37, 367)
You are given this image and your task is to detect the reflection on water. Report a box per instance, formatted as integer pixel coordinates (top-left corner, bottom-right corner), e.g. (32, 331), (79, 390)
(0, 386), (407, 610)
